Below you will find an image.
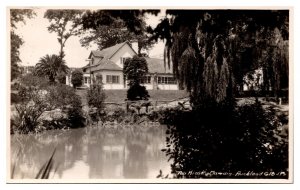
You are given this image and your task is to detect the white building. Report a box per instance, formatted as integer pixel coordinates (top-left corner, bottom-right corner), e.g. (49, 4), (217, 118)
(72, 41), (179, 90)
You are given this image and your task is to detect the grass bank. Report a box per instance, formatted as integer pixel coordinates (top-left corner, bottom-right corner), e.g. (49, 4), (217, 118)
(76, 89), (189, 105)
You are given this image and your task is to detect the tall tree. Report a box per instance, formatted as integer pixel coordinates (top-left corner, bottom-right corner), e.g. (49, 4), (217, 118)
(80, 10), (156, 55)
(123, 55), (149, 100)
(44, 9), (83, 58)
(149, 10), (289, 105)
(10, 9), (36, 80)
(34, 54), (69, 83)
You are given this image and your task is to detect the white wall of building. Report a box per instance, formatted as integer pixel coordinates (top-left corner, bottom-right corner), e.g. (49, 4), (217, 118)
(111, 44), (136, 68)
(91, 55), (101, 65)
(78, 43), (180, 90)
(101, 70), (124, 84)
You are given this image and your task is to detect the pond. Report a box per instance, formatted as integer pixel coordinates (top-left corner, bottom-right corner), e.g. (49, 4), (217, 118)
(10, 125), (170, 179)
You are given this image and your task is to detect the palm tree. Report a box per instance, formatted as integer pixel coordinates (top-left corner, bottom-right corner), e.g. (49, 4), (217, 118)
(34, 54), (69, 83)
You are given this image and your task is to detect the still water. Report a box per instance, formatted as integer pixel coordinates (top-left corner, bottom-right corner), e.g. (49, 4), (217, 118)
(10, 125), (170, 179)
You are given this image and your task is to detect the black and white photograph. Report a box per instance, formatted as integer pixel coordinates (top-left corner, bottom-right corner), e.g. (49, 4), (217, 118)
(7, 7), (292, 183)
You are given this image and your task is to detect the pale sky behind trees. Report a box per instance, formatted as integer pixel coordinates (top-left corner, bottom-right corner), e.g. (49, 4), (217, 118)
(15, 8), (165, 68)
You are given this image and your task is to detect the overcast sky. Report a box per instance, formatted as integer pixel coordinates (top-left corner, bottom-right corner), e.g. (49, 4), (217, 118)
(15, 8), (165, 68)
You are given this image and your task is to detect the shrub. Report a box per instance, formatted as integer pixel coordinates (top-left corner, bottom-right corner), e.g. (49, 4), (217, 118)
(127, 84), (150, 100)
(45, 84), (85, 128)
(71, 69), (83, 88)
(65, 95), (85, 128)
(56, 72), (67, 84)
(123, 55), (150, 101)
(104, 107), (126, 122)
(87, 82), (106, 120)
(11, 83), (85, 134)
(147, 108), (167, 123)
(12, 85), (49, 134)
(163, 100), (288, 178)
(46, 84), (79, 109)
(19, 73), (49, 89)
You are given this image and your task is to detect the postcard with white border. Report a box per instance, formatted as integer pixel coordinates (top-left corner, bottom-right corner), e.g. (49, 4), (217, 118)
(7, 7), (293, 183)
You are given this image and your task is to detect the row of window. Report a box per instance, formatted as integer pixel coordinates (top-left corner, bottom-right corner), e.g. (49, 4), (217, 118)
(140, 76), (177, 84)
(84, 75), (120, 84)
(140, 76), (151, 84)
(84, 75), (177, 85)
(157, 76), (177, 84)
(106, 75), (120, 84)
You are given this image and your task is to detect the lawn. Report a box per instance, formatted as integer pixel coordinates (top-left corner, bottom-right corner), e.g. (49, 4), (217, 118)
(76, 89), (189, 105)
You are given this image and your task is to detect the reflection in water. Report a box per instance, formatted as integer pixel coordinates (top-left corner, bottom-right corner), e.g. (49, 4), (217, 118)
(11, 125), (170, 179)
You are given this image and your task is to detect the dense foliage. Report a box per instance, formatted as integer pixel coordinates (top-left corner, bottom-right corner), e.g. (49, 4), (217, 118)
(87, 81), (106, 122)
(149, 10), (288, 104)
(123, 55), (150, 100)
(11, 78), (85, 134)
(162, 100), (288, 178)
(126, 84), (150, 101)
(80, 10), (157, 55)
(71, 69), (83, 88)
(12, 85), (49, 134)
(34, 54), (69, 83)
(56, 72), (67, 84)
(11, 74), (48, 104)
(18, 73), (49, 89)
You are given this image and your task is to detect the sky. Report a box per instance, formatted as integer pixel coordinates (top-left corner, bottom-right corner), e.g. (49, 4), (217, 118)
(15, 8), (165, 68)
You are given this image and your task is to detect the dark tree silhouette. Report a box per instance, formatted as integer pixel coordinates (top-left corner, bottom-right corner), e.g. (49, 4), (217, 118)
(80, 10), (157, 56)
(123, 55), (150, 100)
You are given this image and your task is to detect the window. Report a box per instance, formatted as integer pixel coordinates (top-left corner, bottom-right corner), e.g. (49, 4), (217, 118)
(96, 75), (103, 83)
(120, 57), (130, 65)
(106, 75), (120, 84)
(84, 77), (91, 84)
(157, 76), (177, 84)
(140, 76), (151, 84)
(91, 57), (94, 65)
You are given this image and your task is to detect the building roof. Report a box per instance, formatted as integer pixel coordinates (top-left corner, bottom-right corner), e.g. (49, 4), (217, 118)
(83, 42), (173, 75)
(89, 42), (125, 59)
(145, 58), (172, 74)
(83, 41), (135, 72)
(92, 60), (122, 71)
(88, 41), (136, 61)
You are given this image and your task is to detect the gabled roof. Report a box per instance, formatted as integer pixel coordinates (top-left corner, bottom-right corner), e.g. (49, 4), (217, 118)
(83, 41), (137, 72)
(91, 60), (122, 71)
(145, 57), (172, 74)
(88, 41), (137, 60)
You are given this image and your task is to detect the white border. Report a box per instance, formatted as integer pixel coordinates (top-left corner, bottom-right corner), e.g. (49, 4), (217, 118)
(1, 0), (299, 190)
